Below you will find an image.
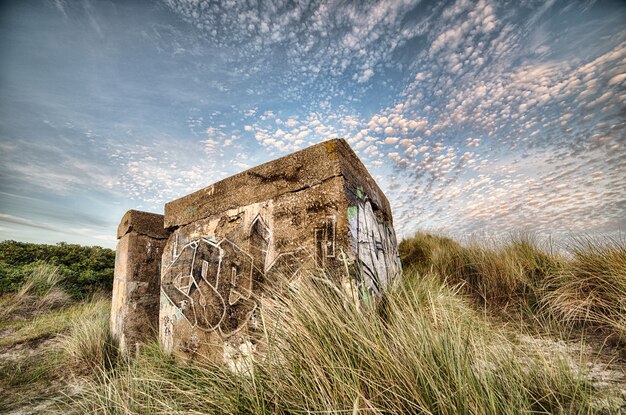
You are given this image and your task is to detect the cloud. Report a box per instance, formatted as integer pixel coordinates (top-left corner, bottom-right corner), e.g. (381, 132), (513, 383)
(355, 67), (374, 83)
(0, 134), (118, 194)
(2, 0), (625, 247)
(0, 213), (65, 233)
(0, 213), (115, 243)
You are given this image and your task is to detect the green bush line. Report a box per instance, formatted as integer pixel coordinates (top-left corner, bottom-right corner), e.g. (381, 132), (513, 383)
(0, 240), (115, 298)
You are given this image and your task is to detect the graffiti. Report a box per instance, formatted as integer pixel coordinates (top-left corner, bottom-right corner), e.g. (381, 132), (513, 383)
(161, 237), (257, 337)
(162, 315), (174, 336)
(172, 234), (179, 260)
(314, 216), (336, 267)
(249, 214), (271, 274)
(266, 251), (302, 278)
(161, 194), (399, 340)
(349, 196), (401, 295)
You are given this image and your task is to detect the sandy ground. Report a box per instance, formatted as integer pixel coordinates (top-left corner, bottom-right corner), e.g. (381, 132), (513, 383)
(518, 333), (625, 412)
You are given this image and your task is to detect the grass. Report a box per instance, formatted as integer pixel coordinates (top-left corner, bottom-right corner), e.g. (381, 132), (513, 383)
(0, 263), (78, 348)
(1, 236), (624, 414)
(0, 282), (106, 350)
(0, 306), (79, 347)
(399, 232), (626, 342)
(0, 262), (112, 412)
(542, 237), (626, 340)
(60, 295), (114, 372)
(0, 349), (66, 411)
(0, 349), (65, 388)
(0, 262), (71, 322)
(65, 271), (603, 414)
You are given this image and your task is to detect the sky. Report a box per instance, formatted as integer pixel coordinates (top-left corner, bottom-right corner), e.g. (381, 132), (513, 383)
(0, 0), (624, 249)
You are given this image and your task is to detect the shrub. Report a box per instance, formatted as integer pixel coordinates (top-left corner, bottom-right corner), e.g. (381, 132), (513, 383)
(0, 260), (24, 294)
(0, 240), (115, 298)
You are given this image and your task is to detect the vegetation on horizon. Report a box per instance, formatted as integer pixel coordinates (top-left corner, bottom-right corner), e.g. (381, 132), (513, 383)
(0, 240), (115, 298)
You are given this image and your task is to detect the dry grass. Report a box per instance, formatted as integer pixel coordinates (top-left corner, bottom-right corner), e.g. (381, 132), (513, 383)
(2, 237), (623, 414)
(399, 232), (626, 341)
(541, 237), (626, 341)
(0, 263), (71, 322)
(65, 271), (602, 414)
(60, 295), (114, 372)
(0, 264), (110, 412)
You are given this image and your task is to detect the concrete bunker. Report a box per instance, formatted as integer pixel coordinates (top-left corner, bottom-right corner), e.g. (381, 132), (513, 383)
(111, 138), (402, 361)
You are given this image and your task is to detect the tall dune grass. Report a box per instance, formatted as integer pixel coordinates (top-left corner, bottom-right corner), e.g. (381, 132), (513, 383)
(399, 232), (626, 340)
(60, 295), (114, 372)
(68, 271), (598, 414)
(542, 237), (626, 339)
(0, 262), (71, 321)
(0, 264), (111, 412)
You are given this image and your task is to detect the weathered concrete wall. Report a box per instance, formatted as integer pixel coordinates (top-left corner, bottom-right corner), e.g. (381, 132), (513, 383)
(159, 139), (401, 362)
(111, 210), (170, 354)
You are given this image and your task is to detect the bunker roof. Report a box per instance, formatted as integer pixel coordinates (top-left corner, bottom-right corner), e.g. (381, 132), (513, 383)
(164, 139), (390, 228)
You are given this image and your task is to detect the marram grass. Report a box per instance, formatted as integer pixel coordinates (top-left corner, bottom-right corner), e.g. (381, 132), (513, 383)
(60, 295), (114, 372)
(541, 237), (626, 339)
(400, 232), (626, 340)
(66, 271), (600, 414)
(0, 262), (71, 321)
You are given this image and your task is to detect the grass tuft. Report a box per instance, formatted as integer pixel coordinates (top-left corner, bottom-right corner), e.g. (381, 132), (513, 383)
(541, 237), (626, 340)
(60, 295), (115, 372)
(0, 262), (72, 321)
(399, 232), (626, 341)
(66, 270), (600, 414)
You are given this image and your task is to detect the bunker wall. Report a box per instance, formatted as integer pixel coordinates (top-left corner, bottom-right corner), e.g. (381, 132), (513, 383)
(111, 210), (170, 354)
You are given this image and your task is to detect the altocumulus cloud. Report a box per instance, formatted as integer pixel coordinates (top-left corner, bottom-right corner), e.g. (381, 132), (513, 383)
(0, 0), (624, 247)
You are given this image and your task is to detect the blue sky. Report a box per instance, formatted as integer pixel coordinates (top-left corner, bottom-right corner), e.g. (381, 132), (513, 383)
(0, 0), (624, 249)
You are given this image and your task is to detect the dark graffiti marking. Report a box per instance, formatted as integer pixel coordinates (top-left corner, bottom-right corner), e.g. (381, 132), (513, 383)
(249, 214), (271, 274)
(314, 216), (336, 267)
(161, 237), (257, 337)
(163, 315), (173, 336)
